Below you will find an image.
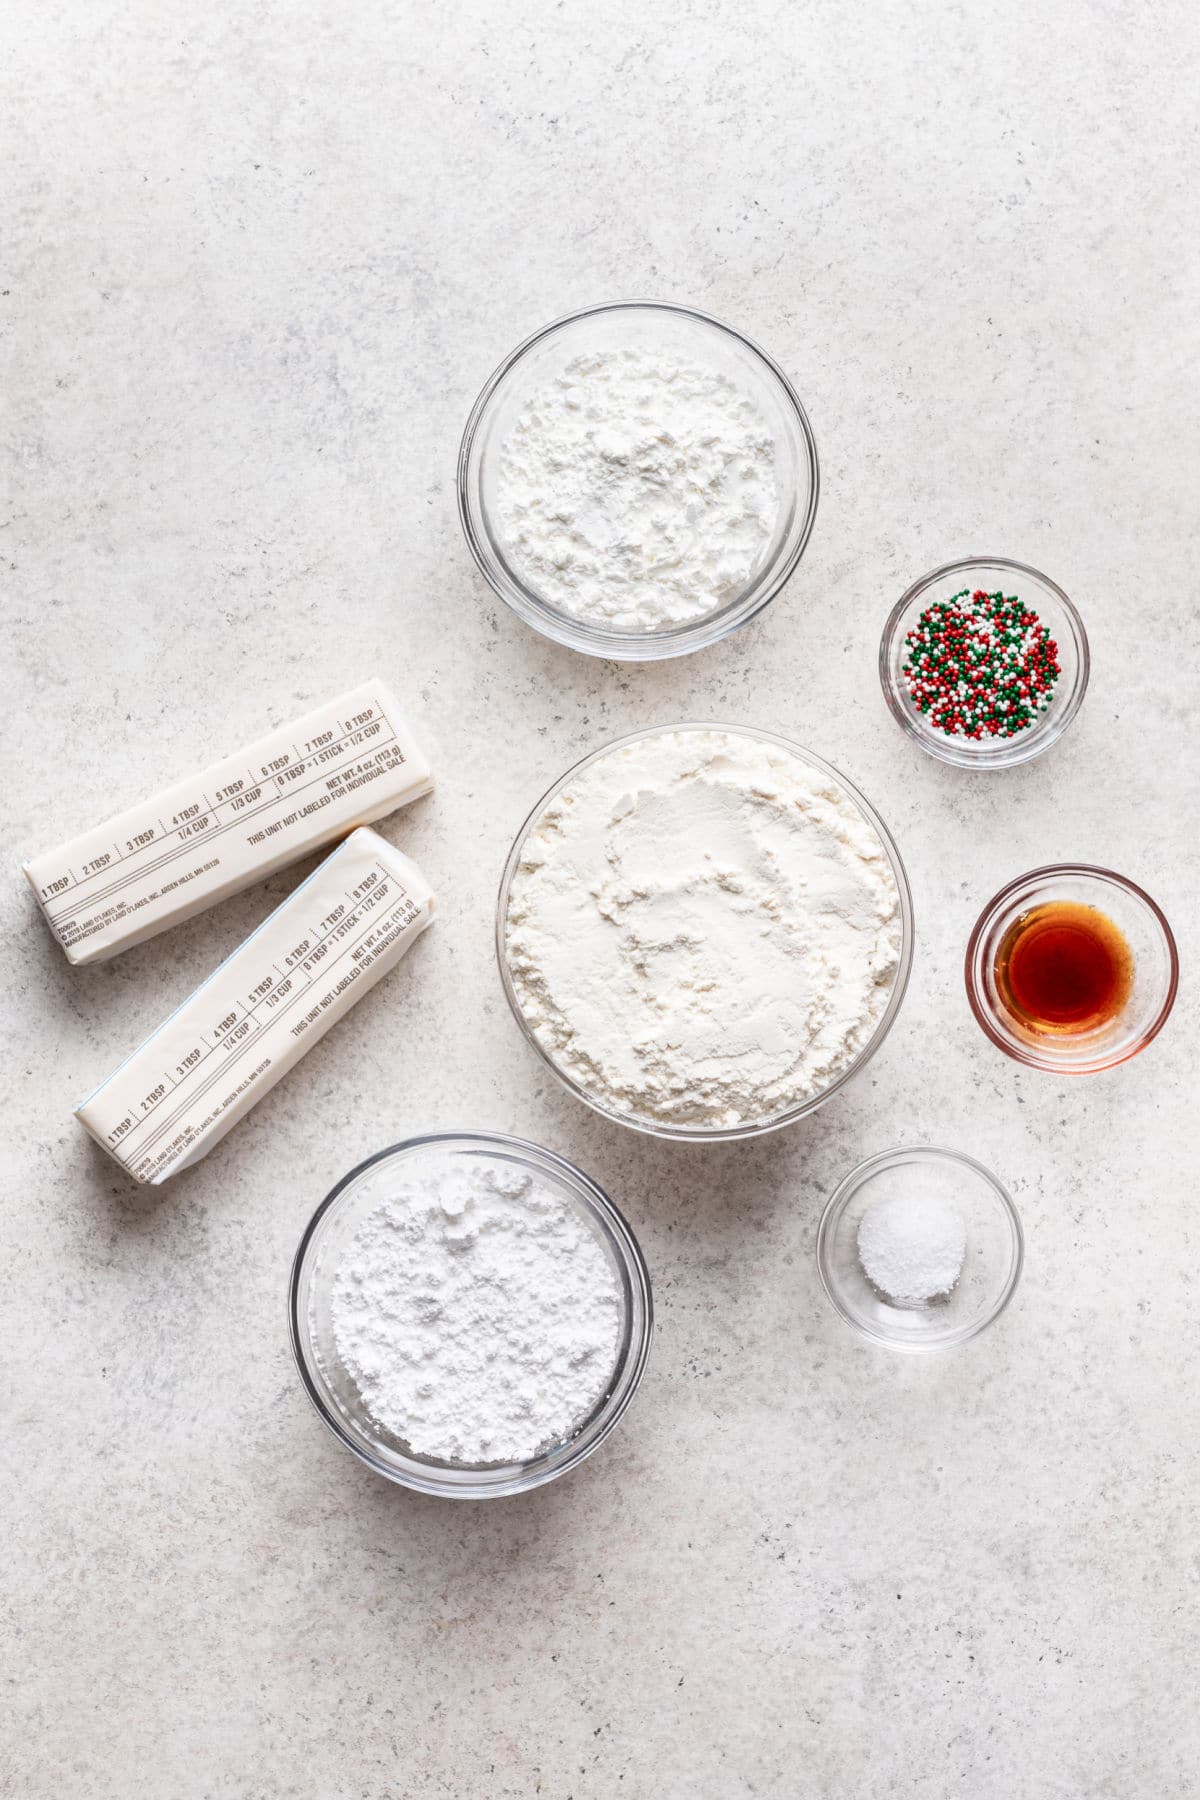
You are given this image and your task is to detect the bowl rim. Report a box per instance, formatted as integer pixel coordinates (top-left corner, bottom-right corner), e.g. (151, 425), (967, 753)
(288, 1130), (654, 1498)
(878, 555), (1090, 769)
(495, 720), (915, 1141)
(964, 862), (1180, 1071)
(815, 1143), (1025, 1353)
(456, 298), (820, 662)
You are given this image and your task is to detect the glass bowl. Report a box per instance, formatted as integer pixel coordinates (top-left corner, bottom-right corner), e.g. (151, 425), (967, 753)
(289, 1132), (653, 1498)
(457, 300), (819, 661)
(816, 1146), (1024, 1352)
(879, 557), (1089, 768)
(965, 864), (1179, 1073)
(496, 722), (914, 1141)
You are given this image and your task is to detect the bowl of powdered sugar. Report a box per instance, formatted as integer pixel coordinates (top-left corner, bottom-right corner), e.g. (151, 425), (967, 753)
(498, 723), (913, 1139)
(458, 301), (819, 659)
(290, 1133), (652, 1497)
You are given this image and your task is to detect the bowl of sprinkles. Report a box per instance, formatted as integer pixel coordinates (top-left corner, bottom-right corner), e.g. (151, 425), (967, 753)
(879, 557), (1089, 768)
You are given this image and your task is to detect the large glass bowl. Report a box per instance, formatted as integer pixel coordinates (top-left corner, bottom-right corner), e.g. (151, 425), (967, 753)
(289, 1133), (653, 1498)
(457, 300), (819, 661)
(965, 864), (1178, 1073)
(879, 557), (1089, 768)
(496, 722), (914, 1141)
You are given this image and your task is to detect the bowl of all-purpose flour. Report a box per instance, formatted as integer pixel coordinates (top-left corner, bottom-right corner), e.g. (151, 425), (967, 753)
(498, 724), (913, 1139)
(290, 1133), (652, 1497)
(458, 302), (819, 659)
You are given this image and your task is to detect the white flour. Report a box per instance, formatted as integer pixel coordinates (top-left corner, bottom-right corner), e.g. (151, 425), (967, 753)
(505, 730), (903, 1129)
(496, 347), (779, 633)
(857, 1191), (967, 1303)
(328, 1153), (622, 1465)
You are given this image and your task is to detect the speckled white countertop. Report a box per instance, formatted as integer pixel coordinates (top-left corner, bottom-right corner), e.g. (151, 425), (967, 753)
(4, 3), (1198, 1795)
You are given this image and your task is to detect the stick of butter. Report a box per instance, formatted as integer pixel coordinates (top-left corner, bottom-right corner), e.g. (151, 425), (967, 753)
(23, 679), (432, 965)
(75, 828), (434, 1185)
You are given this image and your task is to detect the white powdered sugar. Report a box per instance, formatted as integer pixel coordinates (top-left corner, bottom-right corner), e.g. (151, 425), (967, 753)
(504, 729), (903, 1130)
(496, 347), (779, 633)
(328, 1153), (622, 1465)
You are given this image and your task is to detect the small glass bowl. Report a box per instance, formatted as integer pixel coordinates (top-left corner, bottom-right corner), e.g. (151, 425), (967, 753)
(496, 722), (914, 1141)
(816, 1146), (1024, 1352)
(965, 864), (1179, 1073)
(457, 300), (819, 661)
(289, 1132), (653, 1498)
(879, 557), (1089, 768)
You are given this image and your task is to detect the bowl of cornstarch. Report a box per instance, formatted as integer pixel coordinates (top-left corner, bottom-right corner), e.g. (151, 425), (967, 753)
(816, 1146), (1023, 1352)
(457, 300), (819, 660)
(290, 1133), (652, 1496)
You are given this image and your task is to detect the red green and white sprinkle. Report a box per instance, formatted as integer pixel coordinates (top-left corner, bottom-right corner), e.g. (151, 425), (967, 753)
(902, 588), (1061, 740)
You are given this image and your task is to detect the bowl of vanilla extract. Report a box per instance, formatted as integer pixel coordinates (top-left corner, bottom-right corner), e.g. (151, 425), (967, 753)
(965, 865), (1178, 1073)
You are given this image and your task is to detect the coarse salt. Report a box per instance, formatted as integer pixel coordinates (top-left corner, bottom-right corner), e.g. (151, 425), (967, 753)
(856, 1191), (967, 1304)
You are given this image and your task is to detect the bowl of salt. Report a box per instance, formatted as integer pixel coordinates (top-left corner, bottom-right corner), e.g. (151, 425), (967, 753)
(816, 1146), (1023, 1352)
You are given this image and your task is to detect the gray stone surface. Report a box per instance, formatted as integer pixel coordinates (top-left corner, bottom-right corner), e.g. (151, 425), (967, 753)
(4, 3), (1198, 1795)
